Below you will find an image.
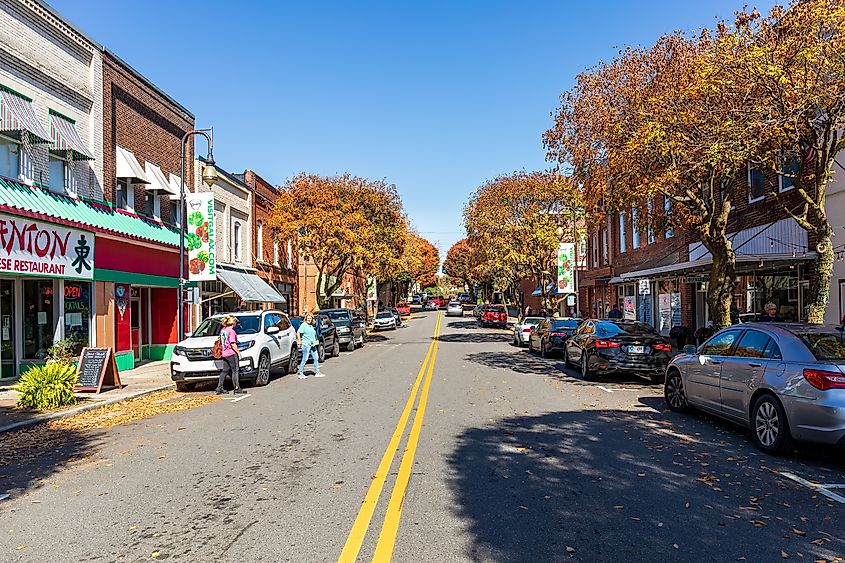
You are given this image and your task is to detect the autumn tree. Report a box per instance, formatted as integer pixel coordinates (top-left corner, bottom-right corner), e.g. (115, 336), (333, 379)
(443, 239), (474, 289)
(383, 231), (440, 302)
(730, 1), (845, 323)
(269, 173), (406, 309)
(464, 171), (580, 310)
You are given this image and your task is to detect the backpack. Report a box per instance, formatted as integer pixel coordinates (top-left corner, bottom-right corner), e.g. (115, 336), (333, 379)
(212, 330), (224, 359)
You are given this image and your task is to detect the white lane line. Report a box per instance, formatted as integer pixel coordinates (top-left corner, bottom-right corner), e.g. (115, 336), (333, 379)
(597, 386), (614, 393)
(780, 472), (845, 504)
(230, 394), (252, 403)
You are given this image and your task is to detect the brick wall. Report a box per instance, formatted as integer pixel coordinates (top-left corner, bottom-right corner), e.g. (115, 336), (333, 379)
(102, 50), (193, 223)
(0, 0), (103, 196)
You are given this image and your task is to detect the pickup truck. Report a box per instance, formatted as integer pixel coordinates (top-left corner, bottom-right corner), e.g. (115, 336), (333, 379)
(478, 305), (508, 328)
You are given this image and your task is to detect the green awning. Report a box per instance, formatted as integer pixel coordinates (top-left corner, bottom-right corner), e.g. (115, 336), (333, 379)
(0, 176), (179, 246)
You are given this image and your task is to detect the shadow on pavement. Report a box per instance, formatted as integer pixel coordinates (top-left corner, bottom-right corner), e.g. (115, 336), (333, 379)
(365, 333), (391, 342)
(438, 333), (509, 344)
(447, 409), (845, 563)
(445, 320), (481, 330)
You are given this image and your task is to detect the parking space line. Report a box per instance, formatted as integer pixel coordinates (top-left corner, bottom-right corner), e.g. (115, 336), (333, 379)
(780, 472), (845, 504)
(230, 393), (252, 403)
(597, 386), (614, 393)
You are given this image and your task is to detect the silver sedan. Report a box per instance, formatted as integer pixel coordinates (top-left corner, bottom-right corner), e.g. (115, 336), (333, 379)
(446, 301), (464, 317)
(664, 323), (845, 455)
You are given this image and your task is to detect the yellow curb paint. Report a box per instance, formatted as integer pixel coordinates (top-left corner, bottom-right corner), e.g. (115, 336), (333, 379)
(337, 313), (442, 563)
(371, 312), (441, 562)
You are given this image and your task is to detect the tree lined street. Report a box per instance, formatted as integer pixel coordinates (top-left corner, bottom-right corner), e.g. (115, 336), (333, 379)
(2, 311), (843, 561)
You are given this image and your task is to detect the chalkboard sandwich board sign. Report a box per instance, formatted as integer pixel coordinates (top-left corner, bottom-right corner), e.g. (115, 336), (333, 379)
(74, 347), (122, 393)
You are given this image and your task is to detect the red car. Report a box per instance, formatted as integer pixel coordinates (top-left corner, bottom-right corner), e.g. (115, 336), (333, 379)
(396, 302), (411, 316)
(479, 305), (508, 328)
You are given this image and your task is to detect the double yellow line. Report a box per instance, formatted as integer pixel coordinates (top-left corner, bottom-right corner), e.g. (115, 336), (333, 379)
(338, 312), (442, 563)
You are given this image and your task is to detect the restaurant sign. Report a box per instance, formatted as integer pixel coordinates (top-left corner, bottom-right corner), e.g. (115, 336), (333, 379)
(0, 213), (94, 279)
(185, 192), (216, 281)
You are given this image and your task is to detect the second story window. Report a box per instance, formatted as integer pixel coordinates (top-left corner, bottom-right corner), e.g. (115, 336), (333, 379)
(647, 199), (655, 244)
(664, 197), (674, 239)
(0, 134), (20, 178)
(748, 163), (765, 202)
(116, 179), (134, 211)
(48, 154), (68, 194)
(592, 232), (599, 267)
(257, 222), (264, 261)
(632, 208), (640, 249)
(619, 213), (627, 253)
(273, 240), (279, 265)
(601, 228), (608, 265)
(287, 239), (293, 269)
(779, 155), (800, 192)
(233, 221), (242, 261)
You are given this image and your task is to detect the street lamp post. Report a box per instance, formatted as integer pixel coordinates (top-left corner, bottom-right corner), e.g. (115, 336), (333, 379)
(178, 129), (218, 340)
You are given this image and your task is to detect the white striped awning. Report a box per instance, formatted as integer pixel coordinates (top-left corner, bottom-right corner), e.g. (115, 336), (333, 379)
(0, 87), (51, 144)
(49, 110), (94, 160)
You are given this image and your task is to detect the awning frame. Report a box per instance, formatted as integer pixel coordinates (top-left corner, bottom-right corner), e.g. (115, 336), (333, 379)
(144, 161), (176, 195)
(48, 109), (94, 161)
(116, 145), (150, 184)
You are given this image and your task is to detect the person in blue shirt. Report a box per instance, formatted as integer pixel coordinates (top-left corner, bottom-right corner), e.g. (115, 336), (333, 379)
(296, 312), (324, 378)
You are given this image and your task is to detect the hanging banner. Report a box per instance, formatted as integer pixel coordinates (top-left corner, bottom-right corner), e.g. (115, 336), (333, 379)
(184, 192), (216, 281)
(0, 213), (94, 279)
(556, 242), (575, 294)
(366, 276), (377, 301)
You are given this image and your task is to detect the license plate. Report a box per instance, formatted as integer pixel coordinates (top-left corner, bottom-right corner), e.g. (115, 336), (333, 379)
(629, 345), (645, 354)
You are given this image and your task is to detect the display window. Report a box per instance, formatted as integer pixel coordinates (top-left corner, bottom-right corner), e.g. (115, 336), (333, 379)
(64, 280), (92, 354)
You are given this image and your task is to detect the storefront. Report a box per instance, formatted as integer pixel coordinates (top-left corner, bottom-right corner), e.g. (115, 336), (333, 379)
(199, 264), (285, 319)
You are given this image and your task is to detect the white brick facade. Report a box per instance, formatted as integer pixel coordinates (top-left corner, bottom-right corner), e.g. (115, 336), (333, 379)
(0, 0), (103, 197)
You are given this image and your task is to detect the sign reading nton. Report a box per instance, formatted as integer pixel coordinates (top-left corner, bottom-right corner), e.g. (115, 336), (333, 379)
(184, 193), (216, 281)
(0, 214), (94, 279)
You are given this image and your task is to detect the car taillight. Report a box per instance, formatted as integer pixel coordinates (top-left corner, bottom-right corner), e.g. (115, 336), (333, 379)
(653, 343), (672, 352)
(523, 328), (532, 332)
(550, 332), (568, 337)
(803, 369), (845, 390)
(595, 339), (620, 349)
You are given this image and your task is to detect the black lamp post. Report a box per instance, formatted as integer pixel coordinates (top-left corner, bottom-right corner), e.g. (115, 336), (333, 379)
(178, 129), (217, 340)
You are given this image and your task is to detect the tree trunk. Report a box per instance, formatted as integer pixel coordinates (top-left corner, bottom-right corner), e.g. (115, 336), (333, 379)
(806, 228), (834, 324)
(705, 241), (736, 330)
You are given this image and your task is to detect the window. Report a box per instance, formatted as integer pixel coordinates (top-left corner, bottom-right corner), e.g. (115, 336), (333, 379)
(601, 228), (608, 265)
(151, 194), (161, 220)
(748, 163), (765, 202)
(273, 241), (280, 265)
(664, 197), (674, 238)
(734, 330), (770, 358)
(619, 213), (627, 253)
(592, 232), (599, 267)
(286, 239), (293, 269)
(263, 312), (277, 331)
(233, 221), (242, 261)
(647, 199), (655, 244)
(170, 200), (181, 226)
(257, 222), (264, 261)
(763, 339), (782, 360)
(48, 154), (67, 193)
(23, 279), (55, 359)
(631, 208), (640, 249)
(63, 281), (91, 355)
(116, 179), (134, 211)
(702, 330), (741, 356)
(0, 134), (20, 178)
(779, 156), (800, 192)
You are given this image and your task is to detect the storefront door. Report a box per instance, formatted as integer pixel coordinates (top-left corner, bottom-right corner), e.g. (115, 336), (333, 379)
(130, 296), (141, 361)
(0, 279), (15, 378)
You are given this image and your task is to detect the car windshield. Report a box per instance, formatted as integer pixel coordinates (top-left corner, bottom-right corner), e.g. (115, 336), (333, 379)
(522, 317), (543, 326)
(551, 320), (580, 330)
(324, 310), (349, 322)
(798, 331), (845, 361)
(376, 312), (393, 319)
(489, 306), (506, 313)
(449, 302), (461, 306)
(192, 315), (260, 337)
(597, 321), (659, 337)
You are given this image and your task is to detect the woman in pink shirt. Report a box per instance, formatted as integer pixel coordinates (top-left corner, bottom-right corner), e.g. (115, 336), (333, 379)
(216, 316), (245, 395)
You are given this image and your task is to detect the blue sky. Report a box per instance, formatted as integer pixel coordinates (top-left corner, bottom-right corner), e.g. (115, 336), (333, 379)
(50, 0), (774, 260)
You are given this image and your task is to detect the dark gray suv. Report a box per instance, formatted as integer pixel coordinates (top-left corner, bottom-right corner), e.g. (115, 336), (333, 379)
(321, 308), (367, 352)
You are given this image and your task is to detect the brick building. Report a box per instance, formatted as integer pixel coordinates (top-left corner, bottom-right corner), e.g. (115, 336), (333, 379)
(581, 164), (816, 337)
(242, 169), (297, 315)
(298, 257), (366, 314)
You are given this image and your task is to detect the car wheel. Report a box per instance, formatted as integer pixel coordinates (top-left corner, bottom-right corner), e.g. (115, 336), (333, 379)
(332, 337), (341, 357)
(347, 338), (356, 352)
(359, 333), (366, 347)
(318, 344), (326, 363)
(175, 382), (194, 392)
(255, 351), (271, 386)
(750, 394), (793, 455)
(581, 352), (596, 381)
(664, 370), (688, 412)
(527, 338), (534, 353)
(286, 347), (298, 375)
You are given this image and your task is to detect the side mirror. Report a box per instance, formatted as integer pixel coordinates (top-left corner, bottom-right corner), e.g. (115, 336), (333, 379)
(683, 344), (697, 355)
(266, 326), (280, 335)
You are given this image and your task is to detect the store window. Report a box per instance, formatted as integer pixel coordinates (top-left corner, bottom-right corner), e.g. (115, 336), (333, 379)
(23, 280), (55, 359)
(48, 154), (68, 194)
(0, 134), (20, 178)
(657, 280), (682, 337)
(637, 282), (654, 327)
(618, 284), (636, 319)
(64, 281), (92, 355)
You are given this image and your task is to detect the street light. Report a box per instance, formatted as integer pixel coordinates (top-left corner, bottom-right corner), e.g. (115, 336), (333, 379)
(178, 129), (216, 340)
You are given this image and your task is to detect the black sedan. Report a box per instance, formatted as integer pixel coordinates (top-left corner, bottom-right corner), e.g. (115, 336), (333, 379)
(528, 318), (580, 358)
(290, 314), (341, 361)
(564, 319), (672, 383)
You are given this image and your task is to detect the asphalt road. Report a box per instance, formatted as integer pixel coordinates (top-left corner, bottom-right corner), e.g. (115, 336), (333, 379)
(1, 310), (844, 562)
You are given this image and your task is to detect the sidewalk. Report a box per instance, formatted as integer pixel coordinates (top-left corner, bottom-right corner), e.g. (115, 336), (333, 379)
(0, 360), (175, 434)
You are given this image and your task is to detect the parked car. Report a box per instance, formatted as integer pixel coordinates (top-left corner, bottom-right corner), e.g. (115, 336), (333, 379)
(479, 305), (508, 328)
(564, 319), (672, 384)
(664, 323), (845, 455)
(321, 308), (367, 352)
(396, 302), (411, 316)
(373, 311), (398, 330)
(446, 301), (464, 317)
(528, 318), (579, 355)
(411, 295), (422, 304)
(290, 314), (341, 361)
(424, 297), (445, 310)
(388, 307), (403, 327)
(171, 310), (297, 391)
(513, 316), (544, 347)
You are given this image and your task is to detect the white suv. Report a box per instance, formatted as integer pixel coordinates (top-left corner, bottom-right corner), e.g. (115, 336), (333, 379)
(170, 310), (298, 391)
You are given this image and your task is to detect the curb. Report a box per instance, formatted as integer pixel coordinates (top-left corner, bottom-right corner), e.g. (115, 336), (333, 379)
(0, 382), (176, 434)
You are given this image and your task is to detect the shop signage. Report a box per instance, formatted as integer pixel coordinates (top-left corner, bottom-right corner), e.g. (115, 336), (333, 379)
(366, 276), (377, 301)
(184, 192), (216, 281)
(115, 283), (129, 319)
(638, 279), (651, 295)
(623, 296), (636, 320)
(74, 347), (122, 393)
(556, 242), (575, 294)
(0, 213), (93, 279)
